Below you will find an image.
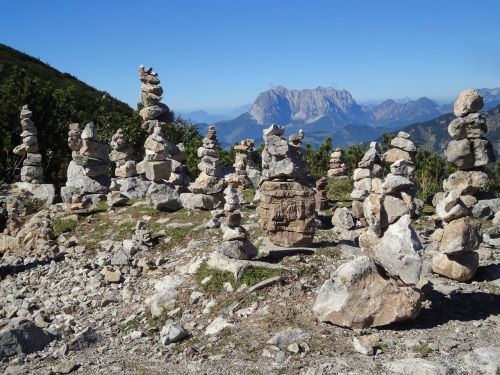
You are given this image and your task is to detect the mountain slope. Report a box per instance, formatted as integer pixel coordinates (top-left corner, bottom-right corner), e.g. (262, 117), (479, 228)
(0, 43), (141, 186)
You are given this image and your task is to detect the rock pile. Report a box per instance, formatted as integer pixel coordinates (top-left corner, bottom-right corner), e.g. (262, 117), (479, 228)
(61, 123), (111, 205)
(327, 148), (347, 180)
(12, 105), (44, 183)
(109, 128), (136, 178)
(259, 125), (315, 247)
(180, 126), (225, 210)
(431, 89), (495, 281)
(137, 65), (190, 189)
(383, 131), (416, 172)
(232, 139), (255, 189)
(315, 176), (329, 210)
(332, 142), (384, 243)
(216, 177), (258, 259)
(314, 160), (423, 328)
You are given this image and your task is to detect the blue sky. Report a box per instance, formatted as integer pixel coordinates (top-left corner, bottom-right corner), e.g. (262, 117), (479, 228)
(1, 0), (500, 112)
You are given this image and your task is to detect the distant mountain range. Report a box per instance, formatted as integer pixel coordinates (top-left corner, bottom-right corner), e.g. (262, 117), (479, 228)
(192, 86), (500, 147)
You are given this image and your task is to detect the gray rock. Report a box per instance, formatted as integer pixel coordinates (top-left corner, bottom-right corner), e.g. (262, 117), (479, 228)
(382, 174), (414, 195)
(180, 193), (223, 210)
(146, 182), (182, 211)
(453, 88), (483, 117)
(217, 240), (258, 260)
(115, 176), (151, 199)
(445, 139), (474, 169)
(69, 327), (99, 351)
(472, 138), (495, 167)
(391, 137), (416, 152)
(331, 207), (354, 230)
(159, 321), (189, 345)
(267, 328), (309, 350)
(359, 214), (423, 285)
(384, 358), (457, 375)
(448, 113), (487, 139)
(13, 182), (55, 206)
(443, 170), (489, 195)
(0, 318), (53, 360)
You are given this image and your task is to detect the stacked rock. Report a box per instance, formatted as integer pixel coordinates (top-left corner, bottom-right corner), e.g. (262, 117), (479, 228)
(245, 139), (262, 187)
(232, 140), (254, 188)
(61, 123), (110, 204)
(13, 105), (44, 184)
(314, 162), (423, 328)
(327, 148), (347, 180)
(137, 65), (190, 189)
(109, 128), (136, 178)
(216, 177), (258, 259)
(332, 142), (384, 243)
(259, 125), (316, 247)
(315, 176), (329, 210)
(430, 89), (495, 281)
(383, 131), (416, 175)
(180, 126), (225, 210)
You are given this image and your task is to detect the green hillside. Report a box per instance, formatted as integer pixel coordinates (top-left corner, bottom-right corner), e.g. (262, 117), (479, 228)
(0, 43), (143, 187)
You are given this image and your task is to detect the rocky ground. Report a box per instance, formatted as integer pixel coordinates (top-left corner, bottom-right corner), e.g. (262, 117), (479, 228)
(1, 190), (499, 375)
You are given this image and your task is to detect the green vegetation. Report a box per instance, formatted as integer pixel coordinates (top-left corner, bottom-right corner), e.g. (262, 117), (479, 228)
(327, 178), (354, 202)
(411, 343), (432, 355)
(52, 215), (78, 237)
(306, 137), (332, 178)
(194, 261), (282, 294)
(243, 186), (257, 203)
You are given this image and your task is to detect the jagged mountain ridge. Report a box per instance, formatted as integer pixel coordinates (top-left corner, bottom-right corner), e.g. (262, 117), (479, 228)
(212, 86), (500, 147)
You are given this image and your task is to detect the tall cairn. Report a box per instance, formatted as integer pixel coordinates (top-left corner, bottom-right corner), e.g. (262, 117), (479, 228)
(327, 148), (347, 180)
(13, 105), (44, 184)
(332, 142), (384, 243)
(314, 158), (423, 328)
(216, 176), (258, 259)
(259, 125), (315, 247)
(232, 140), (254, 188)
(109, 128), (137, 178)
(137, 65), (190, 188)
(431, 89), (495, 281)
(61, 123), (111, 204)
(180, 126), (225, 210)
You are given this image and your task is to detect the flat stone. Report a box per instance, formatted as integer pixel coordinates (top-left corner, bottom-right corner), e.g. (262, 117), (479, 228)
(431, 252), (479, 282)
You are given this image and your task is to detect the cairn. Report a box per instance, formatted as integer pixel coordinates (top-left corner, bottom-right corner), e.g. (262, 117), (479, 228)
(331, 142), (384, 243)
(383, 131), (416, 173)
(314, 159), (423, 328)
(245, 139), (262, 187)
(180, 126), (225, 210)
(327, 148), (347, 180)
(109, 128), (136, 178)
(13, 105), (44, 184)
(430, 89), (495, 281)
(232, 140), (254, 188)
(216, 177), (258, 259)
(137, 65), (190, 189)
(315, 176), (329, 210)
(259, 125), (315, 247)
(61, 123), (110, 205)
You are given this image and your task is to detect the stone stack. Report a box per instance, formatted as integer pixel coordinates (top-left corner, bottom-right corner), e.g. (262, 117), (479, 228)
(327, 148), (347, 180)
(61, 123), (111, 204)
(137, 65), (190, 189)
(216, 177), (258, 260)
(314, 163), (423, 328)
(231, 140), (254, 188)
(383, 131), (416, 174)
(13, 105), (44, 184)
(332, 142), (384, 243)
(180, 126), (225, 210)
(245, 139), (262, 187)
(431, 89), (495, 281)
(109, 128), (136, 178)
(315, 176), (329, 211)
(259, 125), (315, 247)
